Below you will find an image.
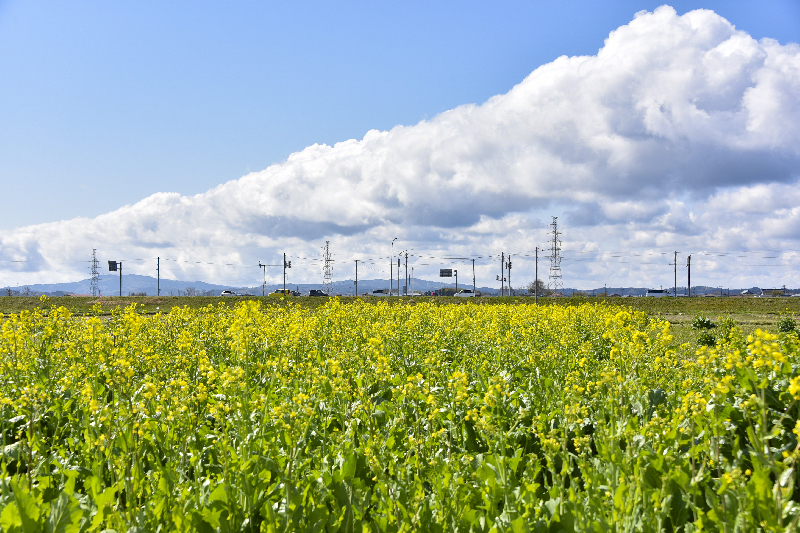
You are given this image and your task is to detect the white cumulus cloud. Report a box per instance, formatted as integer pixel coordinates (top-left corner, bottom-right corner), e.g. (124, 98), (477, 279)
(2, 6), (799, 290)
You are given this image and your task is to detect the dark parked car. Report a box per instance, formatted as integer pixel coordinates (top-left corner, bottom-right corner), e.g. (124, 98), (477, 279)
(308, 290), (327, 297)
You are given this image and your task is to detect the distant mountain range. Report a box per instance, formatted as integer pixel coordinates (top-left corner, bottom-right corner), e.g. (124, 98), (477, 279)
(2, 275), (792, 297)
(1, 274), (497, 297)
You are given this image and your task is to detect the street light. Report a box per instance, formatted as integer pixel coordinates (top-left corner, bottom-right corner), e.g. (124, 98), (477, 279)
(391, 238), (397, 296)
(258, 261), (283, 296)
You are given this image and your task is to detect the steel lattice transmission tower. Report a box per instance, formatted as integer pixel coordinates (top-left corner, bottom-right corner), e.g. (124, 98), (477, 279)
(90, 249), (100, 297)
(548, 216), (563, 292)
(323, 241), (333, 294)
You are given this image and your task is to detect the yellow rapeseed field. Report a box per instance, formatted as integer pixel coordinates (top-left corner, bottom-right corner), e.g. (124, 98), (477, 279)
(0, 298), (798, 531)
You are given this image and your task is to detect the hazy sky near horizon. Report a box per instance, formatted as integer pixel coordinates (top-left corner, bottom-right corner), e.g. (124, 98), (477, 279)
(1, 2), (799, 290)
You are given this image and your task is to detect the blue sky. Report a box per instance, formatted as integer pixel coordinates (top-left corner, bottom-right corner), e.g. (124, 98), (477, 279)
(2, 0), (798, 227)
(1, 2), (799, 290)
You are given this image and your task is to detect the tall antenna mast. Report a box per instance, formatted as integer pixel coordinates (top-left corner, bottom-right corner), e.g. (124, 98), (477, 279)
(323, 240), (333, 294)
(90, 249), (100, 297)
(548, 216), (563, 292)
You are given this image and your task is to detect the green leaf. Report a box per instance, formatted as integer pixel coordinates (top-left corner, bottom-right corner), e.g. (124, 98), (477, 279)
(10, 481), (40, 533)
(613, 483), (627, 511)
(260, 500), (277, 532)
(94, 487), (115, 510)
(340, 451), (357, 481)
(0, 502), (22, 532)
(2, 443), (21, 463)
(750, 467), (772, 504)
(208, 483), (227, 504)
(511, 515), (528, 533)
(200, 507), (223, 529)
(44, 493), (82, 533)
(779, 467), (794, 488)
(643, 465), (661, 489)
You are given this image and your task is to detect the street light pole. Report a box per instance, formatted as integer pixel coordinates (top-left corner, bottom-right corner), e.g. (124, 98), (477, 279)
(108, 260), (122, 296)
(258, 262), (267, 296)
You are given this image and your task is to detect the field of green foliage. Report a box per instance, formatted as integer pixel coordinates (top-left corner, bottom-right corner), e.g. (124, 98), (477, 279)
(1, 298), (798, 531)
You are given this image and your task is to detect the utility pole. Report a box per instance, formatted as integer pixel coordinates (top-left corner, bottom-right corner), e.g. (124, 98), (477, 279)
(535, 247), (539, 305)
(472, 258), (475, 294)
(500, 252), (505, 296)
(390, 238), (397, 296)
(355, 260), (358, 296)
(455, 270), (458, 294)
(397, 257), (400, 296)
(157, 257), (160, 296)
(283, 253), (291, 293)
(506, 254), (512, 296)
(404, 253), (408, 295)
(687, 255), (691, 297)
(672, 251), (678, 297)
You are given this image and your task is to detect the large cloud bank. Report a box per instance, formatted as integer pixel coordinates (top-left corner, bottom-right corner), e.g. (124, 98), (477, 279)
(2, 6), (799, 289)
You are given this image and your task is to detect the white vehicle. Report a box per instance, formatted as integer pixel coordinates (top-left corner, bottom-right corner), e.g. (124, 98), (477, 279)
(372, 289), (390, 297)
(454, 289), (476, 297)
(645, 289), (669, 297)
(219, 290), (239, 296)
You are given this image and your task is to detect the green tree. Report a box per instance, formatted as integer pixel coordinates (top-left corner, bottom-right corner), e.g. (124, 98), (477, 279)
(527, 279), (550, 296)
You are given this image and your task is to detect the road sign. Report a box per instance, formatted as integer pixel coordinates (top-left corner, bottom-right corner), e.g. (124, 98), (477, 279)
(440, 269), (452, 277)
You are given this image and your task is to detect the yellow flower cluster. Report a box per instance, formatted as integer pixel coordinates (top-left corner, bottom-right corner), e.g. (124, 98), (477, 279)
(0, 299), (797, 531)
